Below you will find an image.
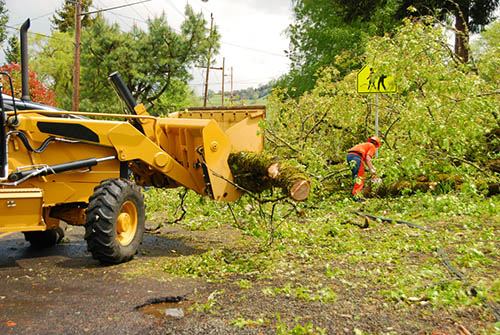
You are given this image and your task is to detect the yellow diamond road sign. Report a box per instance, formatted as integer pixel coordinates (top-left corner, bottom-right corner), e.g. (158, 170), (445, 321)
(357, 65), (397, 94)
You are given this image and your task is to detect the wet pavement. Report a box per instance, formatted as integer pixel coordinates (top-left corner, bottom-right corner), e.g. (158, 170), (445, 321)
(0, 226), (204, 335)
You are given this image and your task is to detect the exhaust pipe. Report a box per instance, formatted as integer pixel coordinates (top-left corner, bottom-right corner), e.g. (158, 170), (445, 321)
(108, 71), (144, 133)
(20, 19), (30, 102)
(109, 71), (138, 115)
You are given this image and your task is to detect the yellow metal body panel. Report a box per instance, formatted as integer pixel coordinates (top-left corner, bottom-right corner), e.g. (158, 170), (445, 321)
(0, 188), (44, 232)
(7, 137), (120, 206)
(1, 105), (265, 233)
(170, 106), (265, 153)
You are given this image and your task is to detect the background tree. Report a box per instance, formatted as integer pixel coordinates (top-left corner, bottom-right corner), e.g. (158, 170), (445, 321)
(51, 0), (95, 32)
(30, 31), (74, 109)
(278, 0), (400, 98)
(473, 20), (500, 89)
(268, 16), (499, 195)
(396, 0), (500, 62)
(0, 63), (56, 106)
(79, 5), (219, 115)
(0, 0), (8, 45)
(4, 35), (20, 64)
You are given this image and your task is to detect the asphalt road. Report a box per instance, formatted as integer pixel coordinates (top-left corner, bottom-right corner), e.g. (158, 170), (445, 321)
(0, 226), (203, 335)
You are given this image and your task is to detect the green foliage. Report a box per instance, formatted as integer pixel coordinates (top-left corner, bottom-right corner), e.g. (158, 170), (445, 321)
(4, 35), (20, 64)
(30, 5), (217, 114)
(276, 313), (326, 335)
(230, 316), (269, 328)
(79, 7), (219, 115)
(395, 0), (499, 34)
(476, 19), (500, 48)
(232, 83), (272, 102)
(395, 0), (500, 61)
(30, 31), (74, 109)
(0, 0), (8, 45)
(51, 0), (95, 32)
(262, 282), (336, 303)
(189, 289), (224, 313)
(129, 15), (499, 335)
(137, 180), (499, 333)
(279, 0), (400, 97)
(268, 17), (500, 190)
(204, 92), (268, 107)
(473, 19), (500, 85)
(162, 247), (273, 282)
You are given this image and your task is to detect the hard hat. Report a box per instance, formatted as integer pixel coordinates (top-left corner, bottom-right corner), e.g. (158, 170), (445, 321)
(367, 136), (380, 148)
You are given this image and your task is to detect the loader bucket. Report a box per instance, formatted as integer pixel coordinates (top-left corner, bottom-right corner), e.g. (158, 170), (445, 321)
(170, 105), (265, 154)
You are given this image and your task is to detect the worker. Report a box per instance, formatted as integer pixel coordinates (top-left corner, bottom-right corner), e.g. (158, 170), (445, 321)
(346, 136), (380, 200)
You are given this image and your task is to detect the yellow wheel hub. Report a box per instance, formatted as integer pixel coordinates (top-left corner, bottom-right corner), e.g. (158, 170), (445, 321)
(116, 201), (138, 246)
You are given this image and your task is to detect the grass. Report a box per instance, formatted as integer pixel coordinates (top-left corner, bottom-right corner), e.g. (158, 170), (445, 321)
(135, 188), (500, 334)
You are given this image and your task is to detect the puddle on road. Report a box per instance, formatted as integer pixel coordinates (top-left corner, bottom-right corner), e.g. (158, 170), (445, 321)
(136, 296), (194, 320)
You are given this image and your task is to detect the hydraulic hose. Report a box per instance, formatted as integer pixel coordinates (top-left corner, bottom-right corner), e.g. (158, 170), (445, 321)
(7, 156), (116, 183)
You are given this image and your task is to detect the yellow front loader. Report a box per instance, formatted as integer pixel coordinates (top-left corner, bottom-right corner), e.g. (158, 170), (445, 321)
(0, 20), (264, 264)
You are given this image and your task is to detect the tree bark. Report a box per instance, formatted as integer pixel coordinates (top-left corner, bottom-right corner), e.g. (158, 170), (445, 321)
(454, 8), (469, 63)
(228, 151), (311, 201)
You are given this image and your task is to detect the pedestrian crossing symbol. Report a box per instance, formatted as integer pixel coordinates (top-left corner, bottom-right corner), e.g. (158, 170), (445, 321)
(357, 65), (397, 94)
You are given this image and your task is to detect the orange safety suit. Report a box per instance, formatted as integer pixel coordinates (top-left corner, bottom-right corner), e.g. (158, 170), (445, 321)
(346, 142), (376, 196)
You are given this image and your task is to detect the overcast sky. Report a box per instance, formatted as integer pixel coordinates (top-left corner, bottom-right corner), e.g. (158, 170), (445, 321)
(3, 0), (293, 94)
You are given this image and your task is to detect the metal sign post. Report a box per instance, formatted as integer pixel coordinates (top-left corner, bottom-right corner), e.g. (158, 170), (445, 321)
(375, 94), (379, 157)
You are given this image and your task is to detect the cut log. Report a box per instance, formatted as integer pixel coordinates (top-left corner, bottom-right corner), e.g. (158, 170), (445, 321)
(228, 151), (311, 201)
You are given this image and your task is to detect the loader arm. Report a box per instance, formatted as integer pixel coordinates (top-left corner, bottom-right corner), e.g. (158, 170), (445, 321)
(8, 111), (240, 201)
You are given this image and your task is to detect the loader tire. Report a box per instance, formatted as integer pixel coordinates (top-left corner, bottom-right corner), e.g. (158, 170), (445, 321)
(84, 178), (145, 264)
(24, 223), (66, 248)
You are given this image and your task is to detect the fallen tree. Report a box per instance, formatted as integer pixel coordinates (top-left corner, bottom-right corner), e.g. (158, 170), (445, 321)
(228, 151), (311, 201)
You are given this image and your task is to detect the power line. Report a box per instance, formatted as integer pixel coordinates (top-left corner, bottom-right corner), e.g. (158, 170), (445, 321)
(141, 1), (155, 17)
(13, 11), (55, 27)
(108, 12), (134, 30)
(124, 0), (148, 22)
(94, 0), (135, 30)
(4, 25), (73, 44)
(109, 11), (148, 25)
(220, 40), (288, 58)
(81, 0), (152, 15)
(163, 0), (186, 19)
(190, 79), (278, 86)
(95, 1), (288, 59)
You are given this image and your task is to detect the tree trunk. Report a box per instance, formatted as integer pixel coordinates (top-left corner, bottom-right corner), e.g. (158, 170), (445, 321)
(228, 151), (311, 201)
(454, 8), (469, 63)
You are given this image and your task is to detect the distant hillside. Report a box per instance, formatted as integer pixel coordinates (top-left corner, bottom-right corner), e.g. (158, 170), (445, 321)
(204, 93), (268, 107)
(232, 83), (272, 101)
(202, 83), (273, 106)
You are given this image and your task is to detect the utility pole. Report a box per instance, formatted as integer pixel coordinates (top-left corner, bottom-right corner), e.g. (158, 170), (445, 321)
(227, 66), (233, 105)
(230, 67), (233, 105)
(223, 64), (233, 105)
(72, 0), (82, 112)
(203, 13), (214, 107)
(221, 57), (225, 106)
(197, 58), (223, 106)
(72, 0), (152, 112)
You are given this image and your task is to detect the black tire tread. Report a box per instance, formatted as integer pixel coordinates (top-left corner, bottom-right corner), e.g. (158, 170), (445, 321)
(84, 178), (145, 264)
(24, 226), (65, 248)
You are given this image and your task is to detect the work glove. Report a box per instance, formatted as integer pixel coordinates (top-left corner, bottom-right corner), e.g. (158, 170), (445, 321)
(371, 174), (382, 184)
